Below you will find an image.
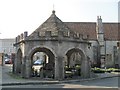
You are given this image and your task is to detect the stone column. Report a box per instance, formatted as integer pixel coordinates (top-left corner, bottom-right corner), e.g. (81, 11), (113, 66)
(40, 68), (44, 79)
(55, 56), (64, 80)
(21, 56), (26, 78)
(67, 56), (70, 67)
(81, 56), (90, 78)
(25, 56), (31, 78)
(13, 54), (18, 74)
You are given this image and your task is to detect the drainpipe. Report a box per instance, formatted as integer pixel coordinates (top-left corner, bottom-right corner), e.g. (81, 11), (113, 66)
(104, 38), (106, 68)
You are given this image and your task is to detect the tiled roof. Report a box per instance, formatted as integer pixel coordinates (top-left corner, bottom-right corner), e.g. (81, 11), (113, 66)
(65, 22), (119, 41)
(29, 11), (119, 41)
(64, 22), (97, 40)
(103, 23), (118, 41)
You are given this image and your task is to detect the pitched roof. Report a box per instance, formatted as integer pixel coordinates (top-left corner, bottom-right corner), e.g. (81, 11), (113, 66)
(29, 10), (73, 37)
(64, 22), (97, 40)
(103, 23), (118, 41)
(65, 22), (119, 40)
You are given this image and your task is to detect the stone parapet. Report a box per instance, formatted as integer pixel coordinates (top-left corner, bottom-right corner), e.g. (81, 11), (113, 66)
(15, 31), (89, 43)
(31, 31), (88, 41)
(15, 31), (28, 43)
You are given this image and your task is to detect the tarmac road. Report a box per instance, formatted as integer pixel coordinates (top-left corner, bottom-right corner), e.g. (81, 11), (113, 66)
(2, 77), (119, 88)
(1, 64), (120, 90)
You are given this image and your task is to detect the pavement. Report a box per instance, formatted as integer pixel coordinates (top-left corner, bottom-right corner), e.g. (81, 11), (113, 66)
(1, 64), (120, 86)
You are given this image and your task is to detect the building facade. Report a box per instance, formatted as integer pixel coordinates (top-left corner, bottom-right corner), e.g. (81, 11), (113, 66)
(14, 10), (91, 79)
(0, 39), (15, 65)
(64, 16), (119, 68)
(0, 39), (15, 55)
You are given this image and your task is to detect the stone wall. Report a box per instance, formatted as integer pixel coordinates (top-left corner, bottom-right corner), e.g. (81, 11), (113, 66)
(105, 41), (118, 68)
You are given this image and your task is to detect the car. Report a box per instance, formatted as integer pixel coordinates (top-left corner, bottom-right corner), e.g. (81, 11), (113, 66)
(34, 59), (43, 65)
(5, 58), (12, 64)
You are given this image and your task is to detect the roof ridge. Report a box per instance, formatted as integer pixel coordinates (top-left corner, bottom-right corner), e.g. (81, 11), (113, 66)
(64, 22), (96, 23)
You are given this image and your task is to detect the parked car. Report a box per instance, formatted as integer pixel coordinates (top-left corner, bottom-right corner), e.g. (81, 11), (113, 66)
(5, 58), (12, 64)
(34, 59), (43, 65)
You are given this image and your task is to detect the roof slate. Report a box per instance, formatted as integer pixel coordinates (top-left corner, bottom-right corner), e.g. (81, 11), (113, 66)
(64, 22), (97, 40)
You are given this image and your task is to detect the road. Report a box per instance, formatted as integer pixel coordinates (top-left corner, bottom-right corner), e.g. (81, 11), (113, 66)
(2, 77), (119, 89)
(1, 64), (119, 90)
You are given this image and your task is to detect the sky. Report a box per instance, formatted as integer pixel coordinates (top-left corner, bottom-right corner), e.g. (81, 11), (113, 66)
(0, 0), (119, 39)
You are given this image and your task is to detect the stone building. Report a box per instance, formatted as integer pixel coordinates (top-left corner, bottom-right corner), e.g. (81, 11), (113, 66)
(65, 16), (119, 68)
(13, 10), (119, 79)
(14, 10), (91, 79)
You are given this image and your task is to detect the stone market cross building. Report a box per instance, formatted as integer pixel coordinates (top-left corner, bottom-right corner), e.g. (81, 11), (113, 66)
(13, 11), (91, 80)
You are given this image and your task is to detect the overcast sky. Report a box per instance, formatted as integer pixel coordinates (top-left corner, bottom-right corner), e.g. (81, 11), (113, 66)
(0, 0), (119, 39)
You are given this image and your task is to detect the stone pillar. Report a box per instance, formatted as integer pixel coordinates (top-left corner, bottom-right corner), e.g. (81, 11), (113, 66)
(16, 60), (21, 74)
(21, 56), (26, 78)
(81, 56), (90, 78)
(67, 56), (70, 67)
(13, 54), (18, 74)
(25, 56), (31, 78)
(55, 56), (64, 80)
(24, 31), (28, 38)
(40, 68), (44, 79)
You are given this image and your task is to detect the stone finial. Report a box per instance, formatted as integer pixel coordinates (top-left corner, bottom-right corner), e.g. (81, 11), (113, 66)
(24, 31), (28, 38)
(52, 10), (55, 14)
(18, 35), (20, 41)
(97, 16), (102, 20)
(15, 37), (17, 43)
(21, 33), (23, 39)
(97, 16), (99, 19)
